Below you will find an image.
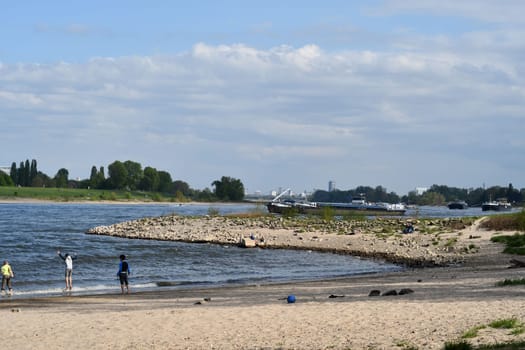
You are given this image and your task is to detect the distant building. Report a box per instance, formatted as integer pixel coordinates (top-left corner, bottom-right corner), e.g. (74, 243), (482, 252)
(328, 180), (336, 192)
(415, 187), (428, 195)
(0, 166), (11, 175)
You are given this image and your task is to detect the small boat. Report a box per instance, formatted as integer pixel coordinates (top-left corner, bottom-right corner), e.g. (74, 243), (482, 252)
(266, 190), (406, 216)
(481, 198), (512, 212)
(447, 200), (468, 210)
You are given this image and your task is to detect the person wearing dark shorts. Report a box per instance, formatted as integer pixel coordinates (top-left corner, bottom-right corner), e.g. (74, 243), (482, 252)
(117, 254), (131, 294)
(1, 260), (14, 295)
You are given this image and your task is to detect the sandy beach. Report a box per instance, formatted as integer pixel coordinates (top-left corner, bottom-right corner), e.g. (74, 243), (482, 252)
(2, 214), (525, 349)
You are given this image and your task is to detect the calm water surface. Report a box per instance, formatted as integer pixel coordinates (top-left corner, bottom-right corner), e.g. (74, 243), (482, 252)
(0, 202), (511, 298)
(0, 202), (404, 298)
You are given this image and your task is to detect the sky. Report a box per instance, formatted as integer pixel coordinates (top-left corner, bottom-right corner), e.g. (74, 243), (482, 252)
(1, 0), (524, 196)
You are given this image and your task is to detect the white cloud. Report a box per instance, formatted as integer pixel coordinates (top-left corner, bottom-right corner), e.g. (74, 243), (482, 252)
(1, 33), (524, 193)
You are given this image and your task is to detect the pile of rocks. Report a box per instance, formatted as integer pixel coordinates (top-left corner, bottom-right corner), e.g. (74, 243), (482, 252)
(85, 214), (478, 267)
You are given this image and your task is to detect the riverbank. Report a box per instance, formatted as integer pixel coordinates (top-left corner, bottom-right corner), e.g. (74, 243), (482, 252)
(86, 214), (491, 267)
(2, 214), (525, 349)
(1, 260), (525, 349)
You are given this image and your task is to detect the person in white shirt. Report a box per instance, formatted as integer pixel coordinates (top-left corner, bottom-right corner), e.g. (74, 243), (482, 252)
(57, 250), (77, 291)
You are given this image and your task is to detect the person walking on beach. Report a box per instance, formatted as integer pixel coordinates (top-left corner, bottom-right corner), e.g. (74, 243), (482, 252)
(57, 250), (77, 291)
(1, 260), (14, 295)
(117, 254), (131, 294)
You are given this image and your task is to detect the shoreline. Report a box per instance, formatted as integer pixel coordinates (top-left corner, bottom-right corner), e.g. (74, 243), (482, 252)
(2, 261), (525, 349)
(0, 198), (252, 205)
(86, 214), (493, 267)
(2, 210), (525, 348)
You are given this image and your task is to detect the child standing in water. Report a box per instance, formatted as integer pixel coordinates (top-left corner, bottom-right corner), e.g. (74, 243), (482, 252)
(1, 260), (14, 295)
(57, 250), (77, 291)
(117, 254), (131, 294)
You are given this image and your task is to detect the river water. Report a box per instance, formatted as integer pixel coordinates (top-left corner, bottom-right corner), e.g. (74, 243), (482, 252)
(0, 202), (514, 298)
(0, 202), (395, 298)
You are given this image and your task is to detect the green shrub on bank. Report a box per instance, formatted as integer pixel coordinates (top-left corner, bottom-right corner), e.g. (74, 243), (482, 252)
(491, 233), (525, 255)
(444, 340), (473, 349)
(476, 340), (525, 349)
(495, 278), (525, 287)
(481, 211), (525, 231)
(321, 206), (335, 221)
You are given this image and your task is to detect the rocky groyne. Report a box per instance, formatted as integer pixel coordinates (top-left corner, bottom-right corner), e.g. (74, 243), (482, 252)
(86, 214), (483, 267)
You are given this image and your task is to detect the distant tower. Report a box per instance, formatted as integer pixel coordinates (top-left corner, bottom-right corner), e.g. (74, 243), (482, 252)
(328, 180), (336, 192)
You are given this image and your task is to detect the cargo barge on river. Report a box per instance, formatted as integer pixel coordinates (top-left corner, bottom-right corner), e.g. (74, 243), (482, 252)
(267, 190), (406, 216)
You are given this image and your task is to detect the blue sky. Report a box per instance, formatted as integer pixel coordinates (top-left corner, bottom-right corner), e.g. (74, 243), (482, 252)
(1, 1), (524, 195)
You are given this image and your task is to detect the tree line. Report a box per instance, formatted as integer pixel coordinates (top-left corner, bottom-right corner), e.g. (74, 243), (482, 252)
(403, 183), (524, 206)
(2, 159), (523, 205)
(310, 183), (524, 206)
(0, 159), (245, 201)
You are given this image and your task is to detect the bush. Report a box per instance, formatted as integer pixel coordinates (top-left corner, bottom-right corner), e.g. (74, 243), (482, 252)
(443, 340), (472, 350)
(495, 278), (525, 287)
(482, 211), (525, 231)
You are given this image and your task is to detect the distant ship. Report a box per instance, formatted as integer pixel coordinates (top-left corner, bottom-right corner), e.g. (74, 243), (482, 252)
(447, 200), (468, 210)
(267, 190), (406, 216)
(481, 198), (512, 212)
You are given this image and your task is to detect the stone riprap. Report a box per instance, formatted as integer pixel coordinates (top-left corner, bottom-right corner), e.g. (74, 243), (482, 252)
(86, 215), (488, 267)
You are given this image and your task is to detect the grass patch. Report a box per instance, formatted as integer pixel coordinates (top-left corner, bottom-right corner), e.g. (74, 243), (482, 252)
(394, 339), (418, 349)
(321, 206), (335, 221)
(451, 318), (525, 349)
(444, 339), (525, 350)
(462, 325), (486, 339)
(445, 237), (458, 247)
(0, 185), (175, 202)
(495, 278), (525, 287)
(491, 234), (525, 255)
(476, 340), (525, 349)
(510, 327), (525, 336)
(488, 318), (522, 329)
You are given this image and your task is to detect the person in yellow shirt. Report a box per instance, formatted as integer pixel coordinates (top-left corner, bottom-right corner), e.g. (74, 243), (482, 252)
(1, 260), (14, 295)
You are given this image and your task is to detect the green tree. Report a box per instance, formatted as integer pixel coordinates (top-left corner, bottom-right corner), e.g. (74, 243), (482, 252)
(140, 166), (159, 191)
(24, 159), (30, 186)
(54, 168), (69, 188)
(418, 191), (445, 205)
(157, 171), (173, 193)
(108, 161), (128, 189)
(30, 159), (37, 185)
(97, 166), (106, 189)
(404, 191), (419, 205)
(194, 187), (216, 201)
(31, 172), (51, 187)
(18, 161), (25, 186)
(0, 171), (14, 186)
(173, 180), (190, 196)
(9, 162), (17, 185)
(89, 166), (98, 188)
(123, 160), (143, 190)
(212, 176), (245, 201)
